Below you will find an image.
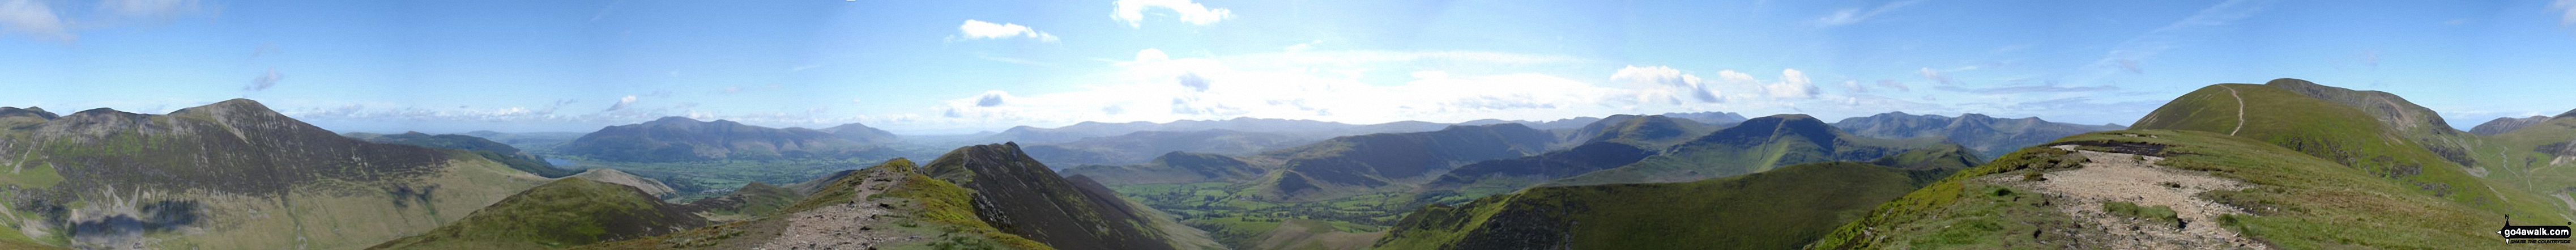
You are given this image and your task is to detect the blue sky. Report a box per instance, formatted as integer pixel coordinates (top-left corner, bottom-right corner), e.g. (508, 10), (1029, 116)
(4, 0), (2574, 134)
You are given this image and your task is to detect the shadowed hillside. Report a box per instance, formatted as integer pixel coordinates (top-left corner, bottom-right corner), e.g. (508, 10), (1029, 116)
(369, 177), (707, 249)
(0, 99), (551, 249)
(1376, 162), (1931, 250)
(352, 131), (582, 177)
(1547, 114), (1959, 186)
(1248, 124), (1557, 201)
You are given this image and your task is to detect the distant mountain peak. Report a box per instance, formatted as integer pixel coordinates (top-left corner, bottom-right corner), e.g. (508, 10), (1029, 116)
(72, 107), (129, 116)
(649, 116), (701, 124)
(2560, 109), (2576, 119)
(0, 107), (58, 120)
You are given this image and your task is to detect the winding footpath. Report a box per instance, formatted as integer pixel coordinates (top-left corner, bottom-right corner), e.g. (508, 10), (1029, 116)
(2224, 86), (2245, 136)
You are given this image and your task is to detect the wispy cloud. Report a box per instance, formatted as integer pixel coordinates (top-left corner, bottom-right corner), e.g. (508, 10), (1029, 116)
(1613, 65), (1722, 104)
(1113, 0), (1232, 27)
(953, 19), (1059, 42)
(245, 68), (284, 91)
(1817, 0), (1926, 26)
(0, 0), (73, 43)
(1933, 82), (2118, 94)
(2554, 0), (2576, 26)
(1918, 67), (1956, 85)
(2078, 0), (2273, 82)
(100, 0), (202, 19)
(605, 95), (638, 112)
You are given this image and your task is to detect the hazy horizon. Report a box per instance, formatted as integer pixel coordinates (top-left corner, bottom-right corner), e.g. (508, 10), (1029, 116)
(7, 0), (2574, 134)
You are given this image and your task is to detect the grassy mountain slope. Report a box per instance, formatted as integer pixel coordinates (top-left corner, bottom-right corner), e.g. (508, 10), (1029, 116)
(557, 117), (891, 162)
(1833, 112), (2125, 161)
(920, 143), (1183, 250)
(2473, 116), (2555, 135)
(1548, 114), (1951, 186)
(0, 99), (551, 249)
(353, 131), (581, 177)
(368, 178), (707, 249)
(566, 168), (678, 198)
(673, 181), (800, 221)
(574, 159), (1055, 249)
(1248, 124), (1556, 201)
(2131, 81), (2564, 221)
(1562, 115), (1720, 149)
(1060, 151), (1268, 185)
(1811, 129), (2530, 249)
(1375, 162), (1925, 250)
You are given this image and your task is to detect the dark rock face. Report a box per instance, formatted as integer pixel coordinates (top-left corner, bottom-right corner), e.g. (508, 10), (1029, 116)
(559, 117), (882, 162)
(2470, 116), (2553, 135)
(924, 143), (1175, 250)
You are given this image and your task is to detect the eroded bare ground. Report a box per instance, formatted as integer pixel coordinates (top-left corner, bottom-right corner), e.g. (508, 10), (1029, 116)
(1987, 146), (2267, 249)
(757, 169), (927, 250)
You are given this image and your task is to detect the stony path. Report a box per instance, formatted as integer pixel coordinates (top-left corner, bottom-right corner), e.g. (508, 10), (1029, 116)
(2008, 146), (2266, 249)
(758, 169), (923, 250)
(2224, 85), (2245, 136)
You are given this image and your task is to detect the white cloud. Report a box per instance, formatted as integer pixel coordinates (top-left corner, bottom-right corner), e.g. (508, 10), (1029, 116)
(2555, 0), (2576, 26)
(605, 95), (638, 112)
(101, 0), (200, 19)
(1612, 65), (1722, 104)
(955, 19), (1059, 42)
(1766, 69), (1818, 99)
(1918, 67), (1955, 85)
(1876, 79), (1912, 92)
(0, 0), (72, 42)
(245, 68), (284, 91)
(1114, 0), (1233, 27)
(1817, 0), (1925, 26)
(1135, 48), (1171, 62)
(924, 50), (1623, 128)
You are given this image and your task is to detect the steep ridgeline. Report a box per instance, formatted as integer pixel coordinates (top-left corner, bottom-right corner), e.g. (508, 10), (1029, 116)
(579, 148), (1219, 249)
(352, 131), (581, 177)
(918, 143), (1188, 250)
(1420, 115), (1717, 196)
(1250, 124), (1558, 201)
(0, 99), (552, 249)
(1546, 115), (1966, 187)
(2128, 79), (2565, 221)
(1023, 129), (1317, 167)
(2472, 116), (2556, 135)
(1375, 162), (1935, 250)
(1059, 151), (1268, 185)
(1833, 112), (2125, 161)
(1812, 130), (2528, 249)
(369, 177), (708, 249)
(557, 117), (895, 162)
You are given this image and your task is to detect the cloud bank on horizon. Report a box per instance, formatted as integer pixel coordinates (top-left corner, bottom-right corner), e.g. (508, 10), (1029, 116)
(2, 0), (2574, 134)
